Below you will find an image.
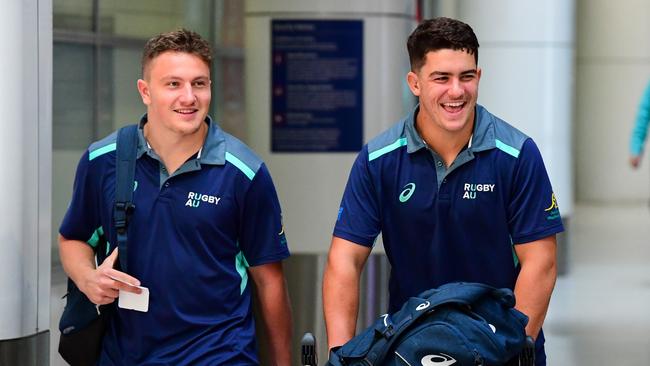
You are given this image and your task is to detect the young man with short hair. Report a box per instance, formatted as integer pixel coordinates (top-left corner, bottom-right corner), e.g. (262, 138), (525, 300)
(323, 17), (562, 365)
(59, 29), (292, 365)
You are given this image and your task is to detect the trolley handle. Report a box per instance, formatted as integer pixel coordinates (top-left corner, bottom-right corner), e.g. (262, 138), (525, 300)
(301, 332), (317, 366)
(519, 336), (535, 366)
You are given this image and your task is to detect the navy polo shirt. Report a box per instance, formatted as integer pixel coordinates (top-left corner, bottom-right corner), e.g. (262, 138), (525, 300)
(334, 104), (563, 360)
(60, 115), (289, 365)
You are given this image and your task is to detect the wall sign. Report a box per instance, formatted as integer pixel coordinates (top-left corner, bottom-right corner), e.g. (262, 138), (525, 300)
(271, 19), (363, 152)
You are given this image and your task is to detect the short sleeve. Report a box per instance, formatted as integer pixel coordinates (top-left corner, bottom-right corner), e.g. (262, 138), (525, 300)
(59, 150), (103, 247)
(238, 163), (290, 266)
(507, 139), (564, 244)
(333, 146), (381, 246)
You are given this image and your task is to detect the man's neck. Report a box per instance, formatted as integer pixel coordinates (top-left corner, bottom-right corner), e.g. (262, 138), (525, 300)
(143, 121), (208, 175)
(415, 112), (473, 168)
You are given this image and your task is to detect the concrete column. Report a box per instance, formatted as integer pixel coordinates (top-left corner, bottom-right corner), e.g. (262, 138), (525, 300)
(432, 0), (576, 273)
(0, 0), (52, 364)
(575, 0), (650, 203)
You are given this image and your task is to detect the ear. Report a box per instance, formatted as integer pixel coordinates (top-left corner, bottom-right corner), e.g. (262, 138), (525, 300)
(476, 67), (482, 83)
(137, 79), (151, 105)
(406, 71), (421, 97)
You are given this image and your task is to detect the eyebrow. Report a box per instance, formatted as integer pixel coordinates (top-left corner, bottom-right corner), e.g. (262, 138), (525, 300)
(429, 69), (477, 77)
(160, 75), (210, 81)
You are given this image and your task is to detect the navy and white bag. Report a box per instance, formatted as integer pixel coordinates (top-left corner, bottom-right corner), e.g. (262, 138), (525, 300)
(327, 282), (529, 366)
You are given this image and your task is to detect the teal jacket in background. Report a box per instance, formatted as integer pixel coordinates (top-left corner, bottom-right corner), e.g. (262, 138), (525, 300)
(630, 80), (650, 156)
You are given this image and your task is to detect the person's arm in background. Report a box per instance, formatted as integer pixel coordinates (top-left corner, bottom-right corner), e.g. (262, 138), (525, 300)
(512, 235), (557, 339)
(323, 236), (372, 350)
(249, 261), (293, 366)
(630, 81), (650, 168)
(59, 235), (141, 305)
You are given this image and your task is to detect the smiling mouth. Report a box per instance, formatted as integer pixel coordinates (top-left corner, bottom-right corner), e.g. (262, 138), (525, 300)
(174, 108), (198, 115)
(441, 101), (466, 113)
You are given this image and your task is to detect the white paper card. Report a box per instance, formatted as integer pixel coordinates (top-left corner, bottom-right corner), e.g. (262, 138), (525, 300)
(118, 286), (149, 312)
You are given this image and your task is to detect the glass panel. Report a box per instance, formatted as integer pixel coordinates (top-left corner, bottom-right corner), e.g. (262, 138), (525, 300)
(53, 0), (94, 32)
(214, 58), (246, 140)
(212, 0), (245, 139)
(97, 46), (116, 137)
(98, 0), (214, 39)
(53, 43), (95, 150)
(215, 0), (244, 48)
(53, 0), (246, 142)
(105, 47), (146, 130)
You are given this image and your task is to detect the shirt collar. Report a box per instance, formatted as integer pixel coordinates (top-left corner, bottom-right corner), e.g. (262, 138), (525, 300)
(404, 105), (427, 153)
(403, 103), (494, 154)
(136, 114), (227, 165)
(467, 104), (497, 152)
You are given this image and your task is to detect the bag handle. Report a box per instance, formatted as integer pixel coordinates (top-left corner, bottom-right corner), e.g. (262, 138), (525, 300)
(364, 283), (511, 364)
(419, 282), (515, 309)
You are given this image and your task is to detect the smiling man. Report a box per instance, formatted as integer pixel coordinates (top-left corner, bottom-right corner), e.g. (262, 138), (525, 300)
(59, 29), (292, 365)
(323, 17), (563, 365)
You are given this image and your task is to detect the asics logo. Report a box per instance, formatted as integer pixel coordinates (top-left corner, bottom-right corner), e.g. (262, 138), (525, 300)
(399, 183), (416, 203)
(421, 353), (457, 366)
(381, 314), (389, 327)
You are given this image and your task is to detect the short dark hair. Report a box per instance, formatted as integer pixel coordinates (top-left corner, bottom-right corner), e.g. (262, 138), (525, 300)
(407, 17), (479, 71)
(141, 28), (212, 77)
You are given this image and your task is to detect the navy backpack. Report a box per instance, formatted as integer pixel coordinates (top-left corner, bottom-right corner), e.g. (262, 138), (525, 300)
(58, 125), (138, 366)
(327, 282), (530, 366)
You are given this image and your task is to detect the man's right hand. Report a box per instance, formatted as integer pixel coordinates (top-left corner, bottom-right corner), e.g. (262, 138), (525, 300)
(80, 248), (142, 305)
(630, 155), (642, 169)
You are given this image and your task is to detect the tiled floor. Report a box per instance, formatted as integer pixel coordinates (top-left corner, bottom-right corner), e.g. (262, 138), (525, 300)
(543, 203), (650, 365)
(49, 203), (650, 365)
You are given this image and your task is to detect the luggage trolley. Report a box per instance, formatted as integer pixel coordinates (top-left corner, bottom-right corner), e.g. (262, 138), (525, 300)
(300, 332), (536, 366)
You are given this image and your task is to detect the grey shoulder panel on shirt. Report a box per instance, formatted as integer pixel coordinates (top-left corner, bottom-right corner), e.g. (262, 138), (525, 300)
(367, 120), (407, 161)
(223, 133), (263, 180)
(478, 106), (530, 158)
(87, 130), (119, 161)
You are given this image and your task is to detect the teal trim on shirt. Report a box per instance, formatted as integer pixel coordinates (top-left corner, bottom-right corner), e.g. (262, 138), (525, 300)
(369, 138), (408, 161)
(235, 250), (250, 294)
(495, 139), (520, 158)
(89, 143), (116, 161)
(226, 152), (256, 180)
(87, 226), (104, 248)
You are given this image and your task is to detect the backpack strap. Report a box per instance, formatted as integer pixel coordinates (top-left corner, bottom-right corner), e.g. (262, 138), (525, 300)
(362, 307), (430, 363)
(114, 125), (139, 272)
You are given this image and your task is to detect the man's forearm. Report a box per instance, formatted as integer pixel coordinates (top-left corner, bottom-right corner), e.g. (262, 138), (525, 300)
(514, 259), (556, 339)
(257, 280), (292, 366)
(249, 262), (293, 366)
(58, 235), (96, 289)
(323, 261), (361, 349)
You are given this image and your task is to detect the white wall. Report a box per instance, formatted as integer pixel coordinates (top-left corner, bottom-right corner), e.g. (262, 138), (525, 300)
(575, 0), (650, 203)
